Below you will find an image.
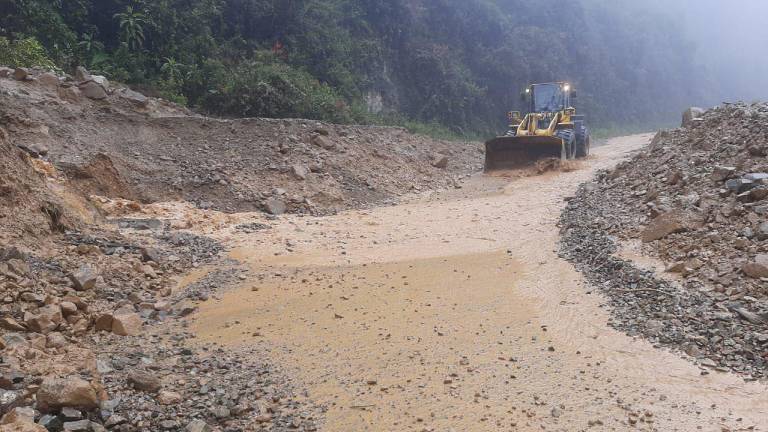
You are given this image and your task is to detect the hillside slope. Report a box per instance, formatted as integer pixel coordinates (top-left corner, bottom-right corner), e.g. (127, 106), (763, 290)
(1, 69), (481, 215)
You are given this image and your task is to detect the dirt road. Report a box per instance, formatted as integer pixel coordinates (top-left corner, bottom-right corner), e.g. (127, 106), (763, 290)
(192, 134), (768, 431)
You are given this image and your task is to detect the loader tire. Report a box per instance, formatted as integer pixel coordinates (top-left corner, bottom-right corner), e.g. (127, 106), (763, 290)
(575, 125), (590, 158)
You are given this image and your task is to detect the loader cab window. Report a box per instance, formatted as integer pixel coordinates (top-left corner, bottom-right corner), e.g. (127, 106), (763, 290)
(532, 84), (566, 113)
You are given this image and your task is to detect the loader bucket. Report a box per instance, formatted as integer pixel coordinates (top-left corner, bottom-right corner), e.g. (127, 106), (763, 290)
(484, 135), (565, 172)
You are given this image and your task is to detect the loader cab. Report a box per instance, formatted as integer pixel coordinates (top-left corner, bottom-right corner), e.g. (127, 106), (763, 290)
(522, 82), (572, 114)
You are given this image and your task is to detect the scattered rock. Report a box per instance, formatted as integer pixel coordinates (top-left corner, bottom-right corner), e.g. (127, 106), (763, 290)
(156, 390), (182, 405)
(12, 68), (29, 82)
(264, 198), (286, 215)
(110, 312), (142, 336)
(78, 81), (107, 100)
(127, 370), (162, 393)
(432, 156), (449, 169)
(36, 376), (100, 413)
(290, 164), (309, 180)
(742, 254), (768, 279)
(641, 211), (687, 242)
(310, 134), (335, 150)
(36, 73), (59, 91)
(681, 107), (705, 127)
(185, 420), (213, 432)
(69, 265), (98, 291)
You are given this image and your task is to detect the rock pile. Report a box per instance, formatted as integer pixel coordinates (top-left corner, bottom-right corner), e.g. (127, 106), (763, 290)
(0, 67), (482, 216)
(561, 103), (768, 378)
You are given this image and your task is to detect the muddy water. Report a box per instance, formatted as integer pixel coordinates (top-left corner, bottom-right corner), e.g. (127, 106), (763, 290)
(193, 134), (768, 431)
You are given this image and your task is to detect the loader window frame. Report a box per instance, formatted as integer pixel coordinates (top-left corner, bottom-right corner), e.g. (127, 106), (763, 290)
(532, 84), (567, 113)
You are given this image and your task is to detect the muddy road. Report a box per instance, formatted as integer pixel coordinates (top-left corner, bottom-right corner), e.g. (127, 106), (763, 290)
(190, 134), (767, 431)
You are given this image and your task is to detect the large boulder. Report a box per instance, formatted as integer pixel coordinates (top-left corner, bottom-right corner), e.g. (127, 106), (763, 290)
(682, 107), (705, 127)
(78, 81), (107, 100)
(36, 377), (100, 412)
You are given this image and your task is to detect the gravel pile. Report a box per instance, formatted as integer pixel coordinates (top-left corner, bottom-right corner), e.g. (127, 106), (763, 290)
(560, 103), (768, 378)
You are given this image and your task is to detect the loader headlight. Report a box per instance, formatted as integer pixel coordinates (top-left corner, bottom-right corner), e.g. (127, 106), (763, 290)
(563, 84), (571, 92)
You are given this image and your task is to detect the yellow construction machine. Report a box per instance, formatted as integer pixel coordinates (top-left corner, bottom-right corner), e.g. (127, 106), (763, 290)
(485, 82), (590, 171)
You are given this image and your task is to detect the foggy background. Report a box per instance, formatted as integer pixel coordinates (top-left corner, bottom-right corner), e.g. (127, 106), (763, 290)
(643, 0), (768, 104)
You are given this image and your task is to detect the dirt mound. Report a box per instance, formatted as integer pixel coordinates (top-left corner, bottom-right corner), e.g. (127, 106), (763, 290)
(1, 71), (482, 215)
(561, 103), (768, 378)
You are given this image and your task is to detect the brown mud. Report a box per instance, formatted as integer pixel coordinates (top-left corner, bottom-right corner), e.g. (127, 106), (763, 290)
(191, 134), (768, 431)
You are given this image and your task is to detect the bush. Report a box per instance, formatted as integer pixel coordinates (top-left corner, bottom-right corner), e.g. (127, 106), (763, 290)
(0, 37), (57, 70)
(193, 53), (365, 123)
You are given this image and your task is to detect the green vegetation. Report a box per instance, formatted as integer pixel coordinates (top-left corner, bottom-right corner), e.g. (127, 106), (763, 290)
(0, 0), (713, 138)
(0, 37), (56, 70)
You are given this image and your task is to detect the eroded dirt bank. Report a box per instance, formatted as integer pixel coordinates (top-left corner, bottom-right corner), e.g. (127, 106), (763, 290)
(191, 135), (768, 431)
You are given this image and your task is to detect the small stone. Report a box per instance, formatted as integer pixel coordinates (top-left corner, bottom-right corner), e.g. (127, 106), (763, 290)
(140, 248), (162, 263)
(1, 406), (35, 424)
(127, 370), (162, 393)
(264, 198), (286, 215)
(60, 302), (78, 316)
(310, 134), (335, 150)
(291, 164), (309, 180)
(46, 332), (67, 349)
(74, 67), (92, 82)
(37, 72), (59, 91)
(710, 166), (736, 182)
(62, 420), (91, 431)
(742, 254), (768, 279)
(69, 266), (98, 291)
(185, 420), (213, 432)
(60, 407), (82, 420)
(12, 68), (29, 81)
(24, 305), (62, 334)
(110, 312), (142, 336)
(156, 390), (182, 405)
(0, 317), (26, 332)
(432, 156), (449, 169)
(641, 212), (687, 243)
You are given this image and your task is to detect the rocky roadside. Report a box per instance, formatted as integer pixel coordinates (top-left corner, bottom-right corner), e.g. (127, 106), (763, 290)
(560, 103), (768, 379)
(0, 224), (322, 432)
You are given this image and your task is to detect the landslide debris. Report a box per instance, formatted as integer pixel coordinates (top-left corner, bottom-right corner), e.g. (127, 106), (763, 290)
(561, 103), (768, 378)
(0, 66), (482, 431)
(1, 68), (481, 215)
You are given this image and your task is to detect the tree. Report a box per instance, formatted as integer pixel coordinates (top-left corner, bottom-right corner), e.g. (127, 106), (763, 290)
(114, 5), (148, 50)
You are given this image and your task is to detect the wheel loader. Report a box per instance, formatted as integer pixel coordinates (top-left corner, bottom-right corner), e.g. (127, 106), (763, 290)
(484, 82), (591, 171)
